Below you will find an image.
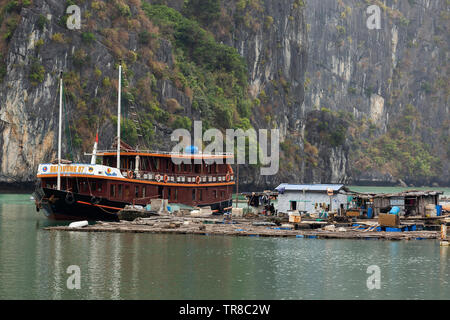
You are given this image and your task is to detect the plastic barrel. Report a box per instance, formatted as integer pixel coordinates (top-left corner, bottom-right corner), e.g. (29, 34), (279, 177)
(367, 207), (373, 219)
(436, 205), (442, 216)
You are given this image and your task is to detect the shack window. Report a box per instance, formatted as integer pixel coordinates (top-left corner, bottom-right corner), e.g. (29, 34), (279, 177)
(290, 201), (297, 211)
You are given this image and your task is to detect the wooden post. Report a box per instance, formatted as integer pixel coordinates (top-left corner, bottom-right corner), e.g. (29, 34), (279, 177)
(235, 164), (239, 208)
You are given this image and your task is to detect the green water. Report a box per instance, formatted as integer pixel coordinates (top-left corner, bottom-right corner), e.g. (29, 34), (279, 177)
(0, 193), (449, 300)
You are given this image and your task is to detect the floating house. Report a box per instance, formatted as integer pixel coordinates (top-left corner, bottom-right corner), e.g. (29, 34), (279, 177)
(275, 184), (350, 215)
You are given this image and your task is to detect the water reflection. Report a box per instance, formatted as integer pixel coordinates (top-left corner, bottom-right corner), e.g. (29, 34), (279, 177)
(0, 194), (449, 299)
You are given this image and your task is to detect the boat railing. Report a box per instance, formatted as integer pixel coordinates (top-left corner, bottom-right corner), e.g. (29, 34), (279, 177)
(121, 170), (235, 183)
(90, 150), (234, 156)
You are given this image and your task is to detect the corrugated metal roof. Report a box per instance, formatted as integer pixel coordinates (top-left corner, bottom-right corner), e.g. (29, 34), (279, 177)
(275, 184), (345, 192)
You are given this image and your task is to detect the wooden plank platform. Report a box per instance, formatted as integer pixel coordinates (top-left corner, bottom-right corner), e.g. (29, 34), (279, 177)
(44, 217), (439, 241)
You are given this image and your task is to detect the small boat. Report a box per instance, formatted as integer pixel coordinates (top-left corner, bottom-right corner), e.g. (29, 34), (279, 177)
(33, 64), (235, 221)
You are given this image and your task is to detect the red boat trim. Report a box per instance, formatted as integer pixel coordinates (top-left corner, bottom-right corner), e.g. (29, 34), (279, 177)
(38, 174), (235, 187)
(77, 200), (122, 211)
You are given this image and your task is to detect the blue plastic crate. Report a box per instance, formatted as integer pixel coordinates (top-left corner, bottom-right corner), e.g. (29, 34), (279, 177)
(386, 227), (402, 232)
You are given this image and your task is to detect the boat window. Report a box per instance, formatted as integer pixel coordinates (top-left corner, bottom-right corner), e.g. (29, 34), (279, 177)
(213, 190), (217, 199)
(135, 186), (139, 198)
(199, 189), (203, 201)
(143, 186), (146, 198)
(118, 184), (123, 198)
(192, 189), (196, 200)
(221, 190), (225, 198)
(195, 164), (201, 174)
(174, 189), (178, 200)
(168, 188), (171, 200)
(110, 184), (116, 197)
(97, 182), (102, 192)
(125, 185), (130, 198)
(92, 182), (96, 192)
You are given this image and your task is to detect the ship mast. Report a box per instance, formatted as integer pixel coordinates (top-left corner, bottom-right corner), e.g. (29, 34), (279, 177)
(57, 71), (63, 190)
(117, 61), (122, 170)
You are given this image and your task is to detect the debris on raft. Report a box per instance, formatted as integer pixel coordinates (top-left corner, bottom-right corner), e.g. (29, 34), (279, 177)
(117, 205), (160, 221)
(44, 215), (440, 241)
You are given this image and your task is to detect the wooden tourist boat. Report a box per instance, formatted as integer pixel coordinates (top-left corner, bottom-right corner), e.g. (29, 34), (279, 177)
(33, 64), (235, 221)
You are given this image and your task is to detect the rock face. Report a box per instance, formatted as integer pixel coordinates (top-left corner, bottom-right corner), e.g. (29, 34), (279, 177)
(0, 0), (448, 191)
(302, 0), (449, 186)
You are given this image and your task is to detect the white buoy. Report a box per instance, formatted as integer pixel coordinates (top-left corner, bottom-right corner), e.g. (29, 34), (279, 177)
(68, 221), (89, 228)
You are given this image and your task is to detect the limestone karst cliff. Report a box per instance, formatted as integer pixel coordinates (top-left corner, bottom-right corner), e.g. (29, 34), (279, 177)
(0, 0), (448, 190)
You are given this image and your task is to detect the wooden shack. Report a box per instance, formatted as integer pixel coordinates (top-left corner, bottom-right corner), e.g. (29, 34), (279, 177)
(242, 191), (279, 215)
(372, 190), (442, 217)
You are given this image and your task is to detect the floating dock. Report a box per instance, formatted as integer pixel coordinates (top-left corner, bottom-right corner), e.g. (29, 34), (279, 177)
(44, 216), (440, 241)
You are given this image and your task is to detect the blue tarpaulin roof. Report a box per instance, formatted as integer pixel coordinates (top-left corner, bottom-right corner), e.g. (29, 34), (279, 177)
(275, 184), (345, 193)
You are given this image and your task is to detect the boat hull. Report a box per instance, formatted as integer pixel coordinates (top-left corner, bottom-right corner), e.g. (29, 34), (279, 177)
(33, 187), (233, 221)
